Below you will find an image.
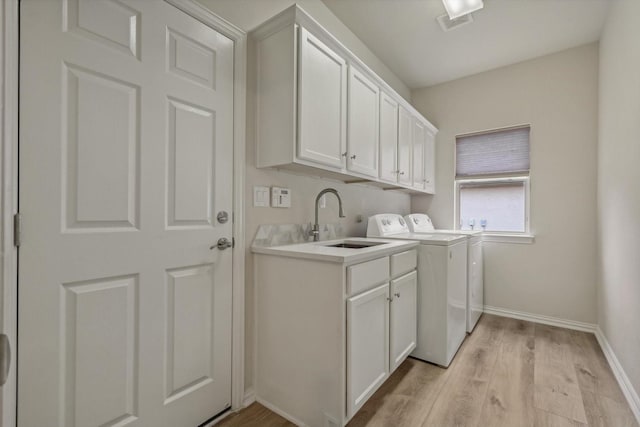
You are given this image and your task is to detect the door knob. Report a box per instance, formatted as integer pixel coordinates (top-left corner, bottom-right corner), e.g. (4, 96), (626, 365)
(211, 238), (234, 250)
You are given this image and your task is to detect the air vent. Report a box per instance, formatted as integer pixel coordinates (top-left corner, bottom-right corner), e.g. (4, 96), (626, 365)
(437, 13), (474, 32)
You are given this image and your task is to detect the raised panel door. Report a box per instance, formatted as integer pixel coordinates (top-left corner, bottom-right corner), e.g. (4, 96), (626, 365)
(390, 271), (417, 372)
(347, 66), (379, 177)
(424, 128), (436, 193)
(379, 92), (398, 183)
(298, 27), (347, 169)
(19, 1), (234, 425)
(412, 118), (426, 189)
(397, 106), (412, 185)
(347, 283), (389, 418)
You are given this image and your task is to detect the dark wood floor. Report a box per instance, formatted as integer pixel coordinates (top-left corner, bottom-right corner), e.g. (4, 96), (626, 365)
(217, 315), (638, 427)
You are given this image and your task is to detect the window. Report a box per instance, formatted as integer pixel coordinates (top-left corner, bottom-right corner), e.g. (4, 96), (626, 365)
(455, 125), (530, 235)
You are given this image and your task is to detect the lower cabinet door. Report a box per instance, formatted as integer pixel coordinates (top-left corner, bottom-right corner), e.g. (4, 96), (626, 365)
(390, 271), (418, 372)
(347, 283), (390, 418)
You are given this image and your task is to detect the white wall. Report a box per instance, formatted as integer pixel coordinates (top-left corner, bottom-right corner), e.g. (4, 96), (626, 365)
(411, 44), (599, 324)
(598, 0), (640, 403)
(196, 0), (412, 392)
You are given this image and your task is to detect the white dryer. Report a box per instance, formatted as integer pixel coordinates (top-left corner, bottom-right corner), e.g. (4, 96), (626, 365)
(367, 214), (467, 367)
(405, 213), (484, 333)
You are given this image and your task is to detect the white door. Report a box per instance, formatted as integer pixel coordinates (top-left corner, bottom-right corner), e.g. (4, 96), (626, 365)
(298, 28), (347, 169)
(19, 1), (234, 426)
(347, 66), (379, 177)
(347, 283), (389, 418)
(424, 128), (436, 193)
(412, 118), (426, 189)
(389, 271), (417, 372)
(397, 106), (412, 185)
(378, 92), (398, 183)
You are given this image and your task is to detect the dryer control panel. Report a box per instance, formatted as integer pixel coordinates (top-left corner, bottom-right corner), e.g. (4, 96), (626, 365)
(367, 214), (409, 237)
(405, 213), (435, 233)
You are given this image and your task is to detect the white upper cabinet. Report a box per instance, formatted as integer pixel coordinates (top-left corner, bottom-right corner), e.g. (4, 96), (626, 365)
(424, 127), (436, 194)
(253, 5), (437, 193)
(347, 66), (380, 177)
(412, 118), (426, 189)
(298, 28), (347, 169)
(397, 105), (413, 186)
(379, 92), (399, 183)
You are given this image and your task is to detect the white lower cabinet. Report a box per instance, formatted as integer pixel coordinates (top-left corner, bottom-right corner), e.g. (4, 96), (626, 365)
(254, 246), (417, 426)
(390, 271), (418, 371)
(347, 283), (389, 417)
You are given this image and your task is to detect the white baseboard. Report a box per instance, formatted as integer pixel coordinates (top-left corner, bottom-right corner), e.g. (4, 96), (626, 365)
(256, 396), (308, 426)
(594, 326), (640, 424)
(242, 387), (256, 407)
(483, 305), (597, 333)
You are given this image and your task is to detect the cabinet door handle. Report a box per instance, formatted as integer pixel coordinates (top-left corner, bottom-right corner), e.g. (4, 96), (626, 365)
(386, 297), (393, 302)
(342, 152), (348, 157)
(394, 292), (400, 298)
(350, 154), (357, 160)
(399, 171), (405, 175)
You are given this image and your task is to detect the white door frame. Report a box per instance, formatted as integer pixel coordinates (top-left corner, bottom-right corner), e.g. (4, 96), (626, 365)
(0, 1), (247, 425)
(1, 1), (18, 426)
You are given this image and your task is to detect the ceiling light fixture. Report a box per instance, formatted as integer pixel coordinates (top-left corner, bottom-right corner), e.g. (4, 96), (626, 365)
(442, 0), (484, 20)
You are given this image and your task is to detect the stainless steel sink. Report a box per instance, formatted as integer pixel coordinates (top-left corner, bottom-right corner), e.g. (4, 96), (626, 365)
(324, 241), (385, 249)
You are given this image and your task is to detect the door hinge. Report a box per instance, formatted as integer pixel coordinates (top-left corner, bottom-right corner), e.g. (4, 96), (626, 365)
(13, 213), (21, 247)
(0, 334), (10, 386)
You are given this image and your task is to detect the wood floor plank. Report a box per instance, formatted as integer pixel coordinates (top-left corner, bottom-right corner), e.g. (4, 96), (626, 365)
(569, 329), (628, 403)
(216, 402), (295, 427)
(348, 358), (449, 427)
(420, 376), (489, 427)
(533, 409), (587, 427)
(477, 317), (535, 427)
(533, 384), (587, 424)
(217, 316), (638, 427)
(534, 324), (587, 424)
(582, 390), (639, 427)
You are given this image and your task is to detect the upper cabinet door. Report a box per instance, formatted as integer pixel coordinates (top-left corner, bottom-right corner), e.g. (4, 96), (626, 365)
(397, 106), (412, 186)
(298, 28), (347, 169)
(347, 66), (380, 177)
(379, 92), (399, 183)
(412, 118), (426, 189)
(424, 128), (436, 194)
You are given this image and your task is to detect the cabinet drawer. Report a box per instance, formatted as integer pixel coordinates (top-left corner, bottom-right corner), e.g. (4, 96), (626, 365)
(390, 250), (417, 278)
(347, 256), (389, 296)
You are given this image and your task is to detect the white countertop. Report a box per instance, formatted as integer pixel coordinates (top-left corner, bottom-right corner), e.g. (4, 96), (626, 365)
(251, 237), (418, 263)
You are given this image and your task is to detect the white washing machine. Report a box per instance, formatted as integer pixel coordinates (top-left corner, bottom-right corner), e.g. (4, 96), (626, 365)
(405, 213), (484, 333)
(367, 214), (467, 367)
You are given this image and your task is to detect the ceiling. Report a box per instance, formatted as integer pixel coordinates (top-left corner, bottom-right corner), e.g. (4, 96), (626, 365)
(321, 0), (611, 88)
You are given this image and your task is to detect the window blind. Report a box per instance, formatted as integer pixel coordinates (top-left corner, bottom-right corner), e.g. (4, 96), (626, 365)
(456, 126), (530, 178)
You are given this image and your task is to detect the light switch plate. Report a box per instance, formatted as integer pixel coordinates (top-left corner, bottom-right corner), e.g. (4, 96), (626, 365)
(253, 186), (270, 207)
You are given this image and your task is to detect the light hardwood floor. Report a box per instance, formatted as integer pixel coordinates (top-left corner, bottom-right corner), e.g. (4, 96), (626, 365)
(217, 315), (638, 427)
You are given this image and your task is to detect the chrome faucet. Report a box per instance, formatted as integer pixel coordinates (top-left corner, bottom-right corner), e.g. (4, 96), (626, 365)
(310, 188), (346, 241)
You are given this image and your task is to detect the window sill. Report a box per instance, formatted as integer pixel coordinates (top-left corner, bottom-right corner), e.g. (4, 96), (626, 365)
(481, 233), (535, 244)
